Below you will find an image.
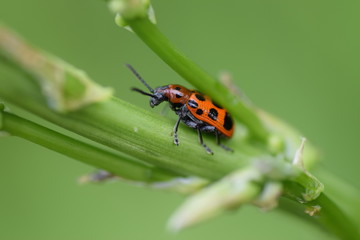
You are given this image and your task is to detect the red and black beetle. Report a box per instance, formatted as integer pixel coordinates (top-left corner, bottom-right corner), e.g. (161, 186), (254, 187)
(127, 64), (234, 154)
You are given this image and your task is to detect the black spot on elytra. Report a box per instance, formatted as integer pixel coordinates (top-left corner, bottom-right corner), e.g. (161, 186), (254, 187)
(195, 94), (205, 101)
(212, 100), (223, 109)
(188, 100), (198, 108)
(208, 108), (218, 121)
(171, 102), (183, 110)
(196, 109), (203, 115)
(175, 86), (181, 90)
(175, 93), (183, 98)
(223, 112), (233, 130)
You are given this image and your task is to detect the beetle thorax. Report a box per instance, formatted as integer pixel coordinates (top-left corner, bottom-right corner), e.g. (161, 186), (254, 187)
(150, 84), (192, 108)
(163, 84), (192, 104)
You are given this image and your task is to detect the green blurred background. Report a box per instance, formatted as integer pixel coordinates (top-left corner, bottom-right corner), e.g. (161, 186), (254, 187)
(0, 0), (359, 239)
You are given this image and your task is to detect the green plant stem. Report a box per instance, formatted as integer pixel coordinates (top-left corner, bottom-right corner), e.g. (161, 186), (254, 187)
(0, 58), (259, 180)
(126, 17), (269, 142)
(310, 194), (360, 240)
(123, 15), (360, 238)
(315, 169), (360, 226)
(283, 181), (360, 240)
(1, 110), (172, 182)
(1, 22), (359, 239)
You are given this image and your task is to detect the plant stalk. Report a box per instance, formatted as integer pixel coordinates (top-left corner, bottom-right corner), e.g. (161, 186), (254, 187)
(0, 58), (259, 180)
(0, 110), (173, 182)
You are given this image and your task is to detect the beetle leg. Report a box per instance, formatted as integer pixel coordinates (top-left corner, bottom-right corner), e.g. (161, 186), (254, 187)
(199, 125), (216, 132)
(215, 130), (233, 152)
(197, 128), (213, 155)
(173, 116), (181, 146)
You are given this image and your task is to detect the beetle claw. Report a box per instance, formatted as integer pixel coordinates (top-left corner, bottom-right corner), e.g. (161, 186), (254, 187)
(220, 144), (233, 152)
(174, 133), (180, 146)
(204, 144), (214, 155)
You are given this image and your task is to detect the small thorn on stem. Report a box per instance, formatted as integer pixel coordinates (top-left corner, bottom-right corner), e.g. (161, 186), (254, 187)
(293, 137), (306, 169)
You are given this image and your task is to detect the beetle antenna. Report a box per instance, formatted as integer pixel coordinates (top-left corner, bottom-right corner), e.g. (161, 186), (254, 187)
(131, 88), (155, 97)
(126, 64), (154, 93)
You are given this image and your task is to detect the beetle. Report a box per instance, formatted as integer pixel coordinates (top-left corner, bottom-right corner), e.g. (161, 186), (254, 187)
(127, 64), (234, 154)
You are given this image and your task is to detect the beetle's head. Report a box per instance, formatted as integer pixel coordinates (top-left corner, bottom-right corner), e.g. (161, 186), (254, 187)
(148, 86), (169, 107)
(132, 86), (169, 108)
(127, 64), (168, 108)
